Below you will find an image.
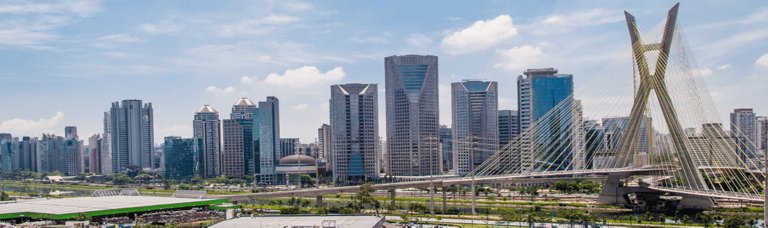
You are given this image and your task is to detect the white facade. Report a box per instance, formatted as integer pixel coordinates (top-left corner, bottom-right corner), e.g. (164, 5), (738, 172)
(451, 80), (498, 176)
(330, 83), (379, 185)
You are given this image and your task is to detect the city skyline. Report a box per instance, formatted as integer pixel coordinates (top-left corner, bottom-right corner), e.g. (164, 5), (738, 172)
(0, 1), (766, 144)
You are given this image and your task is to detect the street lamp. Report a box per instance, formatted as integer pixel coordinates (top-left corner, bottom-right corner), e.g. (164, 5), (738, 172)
(423, 136), (439, 215)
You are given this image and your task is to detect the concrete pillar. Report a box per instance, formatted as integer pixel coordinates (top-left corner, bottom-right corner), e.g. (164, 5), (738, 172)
(442, 187), (448, 213)
(389, 189), (396, 209)
(316, 195), (324, 207)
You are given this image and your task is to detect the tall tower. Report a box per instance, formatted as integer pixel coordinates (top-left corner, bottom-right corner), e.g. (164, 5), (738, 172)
(194, 105), (221, 178)
(498, 110), (520, 147)
(439, 126), (452, 173)
(385, 55), (440, 176)
(256, 96), (280, 184)
(18, 136), (38, 172)
(221, 119), (245, 177)
(330, 83), (379, 185)
(88, 134), (102, 174)
(451, 80), (499, 176)
(317, 124), (333, 170)
(163, 136), (202, 180)
(757, 116), (767, 155)
(231, 98), (256, 175)
(0, 134), (15, 172)
(730, 108), (758, 164)
(517, 68), (574, 172)
(106, 99), (154, 172)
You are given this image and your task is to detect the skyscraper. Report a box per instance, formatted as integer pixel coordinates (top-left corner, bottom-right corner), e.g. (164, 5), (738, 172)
(498, 110), (520, 147)
(88, 134), (103, 174)
(255, 96), (280, 184)
(194, 105), (221, 178)
(582, 120), (603, 169)
(163, 136), (203, 180)
(231, 98), (256, 175)
(730, 108), (758, 162)
(18, 136), (37, 172)
(221, 119), (245, 177)
(279, 138), (300, 159)
(105, 99), (154, 172)
(451, 80), (499, 176)
(517, 68), (574, 172)
(330, 83), (380, 185)
(439, 126), (452, 173)
(62, 126), (84, 175)
(317, 124), (333, 171)
(36, 127), (83, 175)
(385, 55), (440, 176)
(37, 134), (61, 173)
(756, 116), (767, 155)
(0, 134), (15, 172)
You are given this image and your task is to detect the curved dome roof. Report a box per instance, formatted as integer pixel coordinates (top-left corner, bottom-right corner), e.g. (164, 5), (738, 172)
(279, 154), (317, 165)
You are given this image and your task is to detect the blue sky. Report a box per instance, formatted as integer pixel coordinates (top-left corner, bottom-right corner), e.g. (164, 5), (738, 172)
(0, 0), (766, 143)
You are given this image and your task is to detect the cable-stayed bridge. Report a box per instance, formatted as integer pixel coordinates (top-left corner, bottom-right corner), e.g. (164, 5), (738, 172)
(217, 3), (766, 210)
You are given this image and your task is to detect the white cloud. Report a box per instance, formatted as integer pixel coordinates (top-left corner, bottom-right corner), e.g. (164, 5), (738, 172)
(174, 43), (272, 69)
(241, 76), (258, 84)
(220, 15), (299, 37)
(284, 2), (313, 12)
(262, 15), (299, 24)
(350, 37), (388, 44)
(140, 21), (180, 35)
(0, 0), (99, 16)
(441, 15), (518, 54)
(205, 86), (237, 95)
(494, 45), (543, 72)
(99, 33), (142, 43)
(290, 104), (309, 110)
(756, 53), (768, 67)
(533, 9), (623, 35)
(264, 66), (345, 87)
(717, 64), (732, 70)
(0, 112), (64, 136)
(407, 34), (433, 48)
(0, 0), (100, 48)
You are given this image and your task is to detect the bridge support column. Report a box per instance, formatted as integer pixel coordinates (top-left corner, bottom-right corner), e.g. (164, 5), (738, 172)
(597, 174), (628, 205)
(316, 195), (324, 207)
(389, 188), (396, 209)
(442, 187), (447, 213)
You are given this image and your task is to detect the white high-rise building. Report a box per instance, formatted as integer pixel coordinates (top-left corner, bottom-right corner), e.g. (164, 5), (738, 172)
(105, 100), (154, 173)
(330, 83), (380, 185)
(451, 80), (498, 176)
(385, 55), (440, 177)
(756, 116), (767, 155)
(194, 105), (221, 178)
(318, 124), (333, 171)
(731, 108), (758, 163)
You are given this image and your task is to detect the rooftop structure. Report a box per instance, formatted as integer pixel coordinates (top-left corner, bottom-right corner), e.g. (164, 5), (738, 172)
(0, 196), (226, 220)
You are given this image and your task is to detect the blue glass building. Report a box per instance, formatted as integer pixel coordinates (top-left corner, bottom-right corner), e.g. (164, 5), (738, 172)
(517, 68), (574, 172)
(163, 136), (202, 180)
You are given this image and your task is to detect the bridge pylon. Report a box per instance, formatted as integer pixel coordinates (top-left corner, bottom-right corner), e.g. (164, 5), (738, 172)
(598, 3), (714, 208)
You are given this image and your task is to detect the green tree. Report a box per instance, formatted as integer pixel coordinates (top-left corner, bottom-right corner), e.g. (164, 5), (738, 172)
(723, 215), (744, 228)
(0, 191), (10, 201)
(108, 173), (133, 185)
(162, 178), (176, 190)
(500, 209), (520, 228)
(352, 183), (380, 214)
